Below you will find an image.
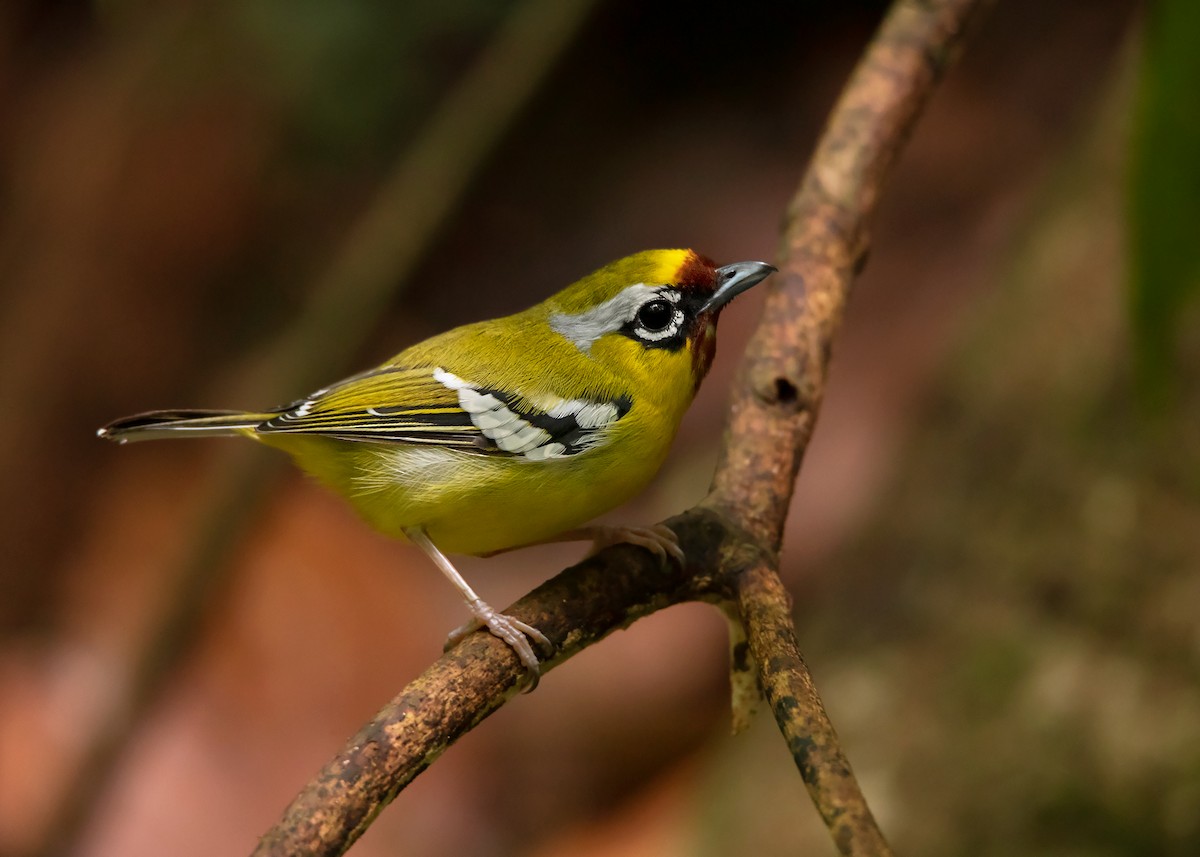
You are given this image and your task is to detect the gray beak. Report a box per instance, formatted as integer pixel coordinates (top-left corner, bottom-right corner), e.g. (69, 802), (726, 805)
(701, 261), (777, 313)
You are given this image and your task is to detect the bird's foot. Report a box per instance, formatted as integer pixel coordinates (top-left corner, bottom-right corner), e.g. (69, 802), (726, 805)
(445, 604), (553, 691)
(405, 526), (554, 691)
(586, 523), (684, 566)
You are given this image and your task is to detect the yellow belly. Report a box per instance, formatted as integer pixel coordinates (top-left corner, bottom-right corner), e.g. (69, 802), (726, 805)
(260, 430), (671, 556)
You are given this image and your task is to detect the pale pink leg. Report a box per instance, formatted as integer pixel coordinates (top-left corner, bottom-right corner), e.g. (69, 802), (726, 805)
(405, 527), (551, 690)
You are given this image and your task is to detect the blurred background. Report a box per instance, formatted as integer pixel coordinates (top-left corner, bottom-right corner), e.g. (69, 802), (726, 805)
(2, 0), (1197, 855)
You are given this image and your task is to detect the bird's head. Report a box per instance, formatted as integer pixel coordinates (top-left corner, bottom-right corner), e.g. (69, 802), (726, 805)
(545, 249), (775, 401)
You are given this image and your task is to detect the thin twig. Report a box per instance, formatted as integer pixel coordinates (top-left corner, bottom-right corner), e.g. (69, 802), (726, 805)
(737, 563), (892, 854)
(252, 1), (984, 856)
(30, 3), (598, 856)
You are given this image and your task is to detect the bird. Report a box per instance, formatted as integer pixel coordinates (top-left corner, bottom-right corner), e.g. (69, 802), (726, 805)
(99, 249), (776, 687)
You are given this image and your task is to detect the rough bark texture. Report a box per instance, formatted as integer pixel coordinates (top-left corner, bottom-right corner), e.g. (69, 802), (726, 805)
(254, 1), (985, 855)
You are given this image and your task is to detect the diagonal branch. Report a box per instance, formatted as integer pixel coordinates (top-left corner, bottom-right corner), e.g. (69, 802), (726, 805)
(712, 4), (984, 852)
(736, 562), (891, 854)
(252, 1), (985, 855)
(252, 510), (741, 857)
(710, 0), (982, 548)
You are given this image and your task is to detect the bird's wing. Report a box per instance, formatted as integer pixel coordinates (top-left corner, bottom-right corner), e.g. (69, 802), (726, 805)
(257, 365), (631, 460)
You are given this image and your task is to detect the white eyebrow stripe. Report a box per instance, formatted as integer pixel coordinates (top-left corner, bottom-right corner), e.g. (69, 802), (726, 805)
(549, 283), (664, 353)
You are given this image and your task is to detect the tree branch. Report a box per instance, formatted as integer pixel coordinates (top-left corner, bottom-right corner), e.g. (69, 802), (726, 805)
(253, 2), (985, 855)
(709, 0), (981, 548)
(714, 3), (983, 852)
(252, 510), (739, 857)
(736, 562), (891, 854)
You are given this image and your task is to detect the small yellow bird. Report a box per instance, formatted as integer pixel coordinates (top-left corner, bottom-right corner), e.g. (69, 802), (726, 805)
(100, 249), (774, 684)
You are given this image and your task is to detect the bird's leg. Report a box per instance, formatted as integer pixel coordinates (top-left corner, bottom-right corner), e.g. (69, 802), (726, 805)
(404, 526), (552, 690)
(487, 523), (685, 566)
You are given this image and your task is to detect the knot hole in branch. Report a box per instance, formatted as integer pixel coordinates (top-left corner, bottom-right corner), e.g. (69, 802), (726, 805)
(755, 372), (807, 415)
(773, 377), (799, 405)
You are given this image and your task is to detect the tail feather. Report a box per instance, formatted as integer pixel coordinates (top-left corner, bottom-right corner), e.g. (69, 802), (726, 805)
(97, 409), (275, 443)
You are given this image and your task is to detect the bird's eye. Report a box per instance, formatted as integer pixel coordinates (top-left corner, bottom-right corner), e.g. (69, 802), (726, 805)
(636, 299), (675, 332)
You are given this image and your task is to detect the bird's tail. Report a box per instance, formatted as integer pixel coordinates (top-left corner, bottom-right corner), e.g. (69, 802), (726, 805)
(97, 409), (275, 443)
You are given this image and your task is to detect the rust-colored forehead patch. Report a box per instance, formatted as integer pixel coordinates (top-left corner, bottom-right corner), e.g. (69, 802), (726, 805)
(674, 251), (718, 293)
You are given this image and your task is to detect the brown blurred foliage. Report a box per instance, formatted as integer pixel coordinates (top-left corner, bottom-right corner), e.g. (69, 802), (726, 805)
(6, 1), (1194, 856)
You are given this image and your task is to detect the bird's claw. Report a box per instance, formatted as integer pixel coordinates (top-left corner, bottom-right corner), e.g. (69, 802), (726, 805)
(445, 608), (553, 692)
(588, 523), (685, 566)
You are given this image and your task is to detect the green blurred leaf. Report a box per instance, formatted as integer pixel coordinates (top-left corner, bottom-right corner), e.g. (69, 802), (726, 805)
(1128, 0), (1200, 404)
